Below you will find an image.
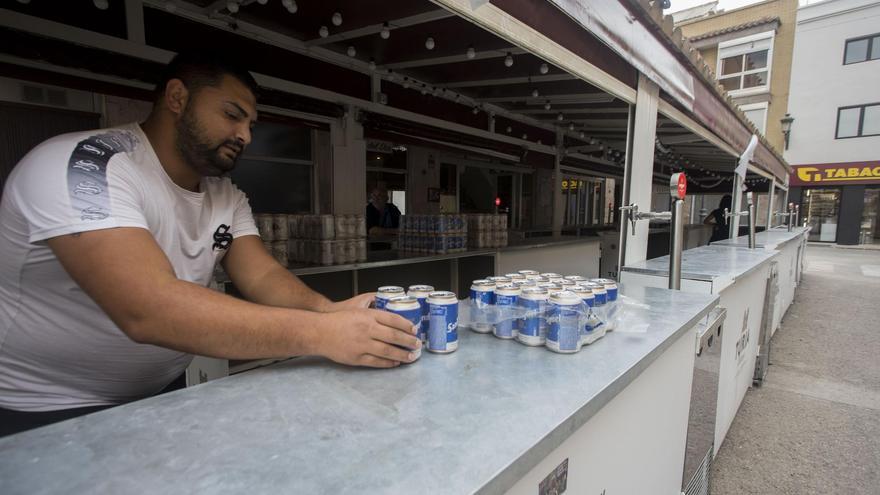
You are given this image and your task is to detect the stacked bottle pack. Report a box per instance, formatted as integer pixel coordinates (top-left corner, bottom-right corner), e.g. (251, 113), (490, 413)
(465, 213), (508, 249)
(253, 213), (368, 267)
(398, 214), (468, 255)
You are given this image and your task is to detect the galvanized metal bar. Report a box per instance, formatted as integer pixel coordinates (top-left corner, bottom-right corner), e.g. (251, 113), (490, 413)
(669, 199), (684, 290)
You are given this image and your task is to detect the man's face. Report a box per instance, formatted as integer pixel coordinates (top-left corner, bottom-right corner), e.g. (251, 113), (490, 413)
(371, 189), (389, 207)
(175, 75), (257, 177)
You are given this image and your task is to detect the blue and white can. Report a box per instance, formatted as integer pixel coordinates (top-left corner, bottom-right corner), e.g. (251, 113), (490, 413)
(591, 278), (618, 302)
(546, 291), (583, 354)
(427, 291), (459, 353)
(469, 279), (496, 333)
(572, 285), (602, 342)
(583, 282), (607, 306)
(564, 275), (587, 284)
(504, 273), (525, 282)
(517, 287), (549, 346)
(493, 283), (521, 339)
(558, 279), (576, 288)
(375, 286), (405, 310)
(541, 273), (564, 283)
(407, 284), (434, 342)
(487, 276), (511, 286)
(384, 295), (423, 360)
(517, 269), (539, 277)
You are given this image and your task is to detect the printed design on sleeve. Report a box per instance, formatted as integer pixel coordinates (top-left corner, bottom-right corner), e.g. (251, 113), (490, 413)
(67, 130), (139, 221)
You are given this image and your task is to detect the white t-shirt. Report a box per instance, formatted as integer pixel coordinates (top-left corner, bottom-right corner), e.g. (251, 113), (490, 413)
(0, 123), (258, 411)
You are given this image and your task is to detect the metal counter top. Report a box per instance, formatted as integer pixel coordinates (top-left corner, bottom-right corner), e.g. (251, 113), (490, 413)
(711, 226), (810, 250)
(287, 236), (601, 276)
(0, 286), (717, 495)
(622, 244), (779, 286)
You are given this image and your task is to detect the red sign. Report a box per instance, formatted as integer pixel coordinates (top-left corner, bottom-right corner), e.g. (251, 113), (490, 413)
(790, 161), (880, 186)
(670, 173), (687, 199)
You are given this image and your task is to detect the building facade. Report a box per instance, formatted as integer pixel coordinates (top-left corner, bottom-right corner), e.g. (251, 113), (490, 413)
(785, 0), (880, 245)
(676, 0), (799, 154)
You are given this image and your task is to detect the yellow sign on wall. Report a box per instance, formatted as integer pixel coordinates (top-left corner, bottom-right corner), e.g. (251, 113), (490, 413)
(790, 161), (880, 186)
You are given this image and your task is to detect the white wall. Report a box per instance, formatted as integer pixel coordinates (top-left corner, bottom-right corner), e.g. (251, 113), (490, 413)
(785, 0), (880, 165)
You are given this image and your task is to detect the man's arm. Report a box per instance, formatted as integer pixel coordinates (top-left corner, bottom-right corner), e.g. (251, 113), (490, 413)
(47, 228), (420, 367)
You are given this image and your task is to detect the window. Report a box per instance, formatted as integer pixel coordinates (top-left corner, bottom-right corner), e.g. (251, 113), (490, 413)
(844, 33), (880, 65)
(717, 32), (773, 95)
(740, 102), (768, 134)
(836, 103), (880, 139)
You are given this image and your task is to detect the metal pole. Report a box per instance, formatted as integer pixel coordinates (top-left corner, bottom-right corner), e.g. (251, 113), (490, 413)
(669, 199), (684, 289)
(747, 192), (756, 249)
(766, 182), (775, 229)
(794, 204), (800, 228)
(787, 202), (794, 232)
(616, 103), (637, 281)
(729, 170), (743, 240)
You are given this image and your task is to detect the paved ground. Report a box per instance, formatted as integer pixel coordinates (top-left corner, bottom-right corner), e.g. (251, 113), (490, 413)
(710, 246), (880, 494)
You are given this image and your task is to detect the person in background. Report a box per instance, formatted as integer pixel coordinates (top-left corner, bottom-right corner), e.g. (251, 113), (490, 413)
(0, 53), (419, 437)
(705, 194), (733, 243)
(366, 185), (401, 236)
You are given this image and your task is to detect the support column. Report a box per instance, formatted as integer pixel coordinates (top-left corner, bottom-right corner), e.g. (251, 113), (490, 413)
(622, 74), (660, 265)
(552, 129), (564, 236)
(331, 107), (366, 215)
(766, 181), (775, 228)
(838, 185), (866, 245)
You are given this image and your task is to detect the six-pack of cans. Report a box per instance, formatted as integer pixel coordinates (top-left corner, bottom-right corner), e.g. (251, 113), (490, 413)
(398, 214), (468, 255)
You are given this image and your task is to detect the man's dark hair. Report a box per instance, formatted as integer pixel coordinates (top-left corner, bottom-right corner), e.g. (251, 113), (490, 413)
(154, 52), (259, 101)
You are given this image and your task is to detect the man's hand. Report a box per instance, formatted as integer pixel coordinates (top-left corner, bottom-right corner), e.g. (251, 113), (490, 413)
(321, 292), (376, 312)
(315, 309), (421, 368)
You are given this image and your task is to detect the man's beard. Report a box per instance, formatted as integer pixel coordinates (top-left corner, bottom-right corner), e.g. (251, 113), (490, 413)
(175, 106), (242, 177)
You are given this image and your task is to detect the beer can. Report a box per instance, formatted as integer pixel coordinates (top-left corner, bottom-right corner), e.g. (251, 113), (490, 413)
(375, 286), (405, 310)
(558, 279), (576, 288)
(517, 286), (549, 346)
(504, 273), (525, 281)
(546, 291), (583, 354)
(591, 278), (619, 302)
(255, 214), (274, 241)
(493, 283), (520, 340)
(512, 279), (535, 289)
(356, 214), (367, 238)
(486, 276), (511, 286)
(271, 241), (288, 267)
(384, 295), (423, 361)
(333, 240), (346, 265)
(564, 275), (587, 284)
(334, 215), (348, 240)
(273, 214), (289, 241)
(469, 279), (496, 333)
(407, 285), (435, 342)
(583, 282), (607, 306)
(571, 285), (601, 342)
(518, 269), (539, 277)
(319, 214), (335, 240)
(287, 214), (301, 239)
(344, 240), (357, 264)
(427, 291), (459, 353)
(319, 240), (334, 265)
(357, 239), (368, 262)
(526, 274), (545, 282)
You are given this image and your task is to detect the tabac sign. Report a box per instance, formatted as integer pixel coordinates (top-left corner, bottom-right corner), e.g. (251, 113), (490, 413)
(790, 161), (880, 186)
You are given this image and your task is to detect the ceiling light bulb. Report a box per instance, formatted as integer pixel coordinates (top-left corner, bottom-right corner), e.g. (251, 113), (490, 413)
(331, 12), (343, 26)
(369, 59), (376, 71)
(380, 22), (390, 39)
(557, 112), (564, 121)
(522, 133), (528, 140)
(387, 70), (395, 82)
(568, 123), (575, 131)
(539, 63), (549, 74)
(472, 107), (479, 114)
(347, 45), (356, 57)
(319, 25), (329, 38)
(93, 0), (109, 9)
(257, 0), (268, 4)
(284, 0), (297, 13)
(425, 37), (435, 50)
(17, 0), (31, 4)
(164, 1), (177, 12)
(466, 46), (475, 59)
(544, 101), (551, 110)
(579, 131), (585, 139)
(226, 1), (239, 13)
(506, 126), (512, 133)
(531, 89), (539, 98)
(504, 53), (513, 67)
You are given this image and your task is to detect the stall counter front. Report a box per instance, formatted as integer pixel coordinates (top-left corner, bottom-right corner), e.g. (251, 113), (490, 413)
(621, 245), (779, 460)
(0, 287), (717, 495)
(712, 226), (810, 336)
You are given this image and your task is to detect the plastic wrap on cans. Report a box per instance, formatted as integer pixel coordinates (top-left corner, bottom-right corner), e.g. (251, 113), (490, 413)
(469, 279), (496, 333)
(546, 291), (583, 353)
(564, 275), (587, 284)
(558, 279), (576, 288)
(517, 286), (549, 346)
(319, 214), (335, 239)
(271, 241), (288, 267)
(493, 283), (520, 339)
(356, 214), (367, 238)
(319, 240), (334, 265)
(375, 286), (405, 310)
(344, 240), (357, 264)
(357, 239), (367, 262)
(590, 278), (619, 302)
(582, 282), (607, 306)
(571, 285), (604, 344)
(486, 276), (511, 286)
(407, 285), (434, 342)
(255, 214), (274, 241)
(272, 214), (289, 240)
(383, 295), (422, 361)
(287, 214), (301, 239)
(332, 240), (346, 265)
(427, 291), (458, 353)
(334, 215), (348, 240)
(512, 279), (535, 289)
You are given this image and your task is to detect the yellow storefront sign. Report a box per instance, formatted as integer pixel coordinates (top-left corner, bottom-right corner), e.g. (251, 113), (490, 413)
(792, 162), (880, 185)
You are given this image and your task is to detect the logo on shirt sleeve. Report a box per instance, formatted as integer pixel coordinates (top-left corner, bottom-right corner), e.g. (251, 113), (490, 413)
(212, 224), (233, 250)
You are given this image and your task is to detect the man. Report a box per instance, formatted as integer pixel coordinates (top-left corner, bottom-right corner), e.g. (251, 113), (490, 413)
(365, 185), (401, 236)
(704, 194), (733, 243)
(0, 54), (419, 436)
